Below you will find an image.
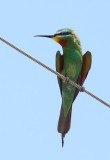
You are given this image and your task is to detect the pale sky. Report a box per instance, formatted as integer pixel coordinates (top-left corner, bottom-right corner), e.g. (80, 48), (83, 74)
(0, 0), (110, 160)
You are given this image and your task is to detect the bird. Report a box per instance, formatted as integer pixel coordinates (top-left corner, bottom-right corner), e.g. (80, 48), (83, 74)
(34, 28), (92, 147)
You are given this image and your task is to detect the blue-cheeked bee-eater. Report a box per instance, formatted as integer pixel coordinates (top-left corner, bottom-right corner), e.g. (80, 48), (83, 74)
(34, 28), (92, 147)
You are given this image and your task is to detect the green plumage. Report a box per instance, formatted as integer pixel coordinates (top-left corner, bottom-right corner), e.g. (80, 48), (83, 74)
(61, 47), (82, 117)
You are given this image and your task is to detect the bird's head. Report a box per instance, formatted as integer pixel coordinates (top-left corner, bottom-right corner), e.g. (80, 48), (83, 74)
(34, 28), (81, 48)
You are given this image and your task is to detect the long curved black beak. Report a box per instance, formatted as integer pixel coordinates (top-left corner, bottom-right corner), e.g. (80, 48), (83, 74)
(34, 35), (54, 38)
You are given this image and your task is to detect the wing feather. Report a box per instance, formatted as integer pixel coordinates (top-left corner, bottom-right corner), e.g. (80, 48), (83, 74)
(56, 51), (64, 95)
(74, 51), (92, 100)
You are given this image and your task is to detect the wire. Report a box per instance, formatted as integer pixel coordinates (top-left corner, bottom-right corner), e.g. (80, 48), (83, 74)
(0, 37), (110, 108)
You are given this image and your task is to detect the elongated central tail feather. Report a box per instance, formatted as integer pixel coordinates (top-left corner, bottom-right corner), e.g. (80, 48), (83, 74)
(57, 105), (72, 147)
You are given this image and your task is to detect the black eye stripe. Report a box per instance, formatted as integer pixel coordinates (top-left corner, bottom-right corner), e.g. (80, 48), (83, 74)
(61, 32), (71, 35)
(54, 32), (72, 36)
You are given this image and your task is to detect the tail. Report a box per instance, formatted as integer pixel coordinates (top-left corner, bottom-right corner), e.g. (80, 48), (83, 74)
(57, 105), (72, 147)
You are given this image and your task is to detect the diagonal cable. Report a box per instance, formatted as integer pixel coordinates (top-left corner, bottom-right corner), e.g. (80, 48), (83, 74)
(0, 37), (110, 108)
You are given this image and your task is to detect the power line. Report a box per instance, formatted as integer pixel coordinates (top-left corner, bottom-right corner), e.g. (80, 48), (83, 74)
(0, 37), (110, 108)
